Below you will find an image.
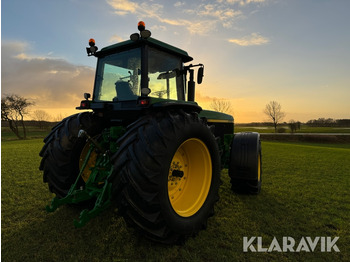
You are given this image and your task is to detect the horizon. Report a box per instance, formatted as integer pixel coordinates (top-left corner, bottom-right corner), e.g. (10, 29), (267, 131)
(2, 0), (350, 123)
(2, 113), (349, 126)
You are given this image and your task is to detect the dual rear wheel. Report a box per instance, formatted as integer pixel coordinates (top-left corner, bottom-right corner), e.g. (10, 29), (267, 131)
(229, 132), (262, 194)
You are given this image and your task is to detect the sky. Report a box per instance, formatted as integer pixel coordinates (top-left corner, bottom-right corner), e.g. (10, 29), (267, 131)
(1, 0), (350, 123)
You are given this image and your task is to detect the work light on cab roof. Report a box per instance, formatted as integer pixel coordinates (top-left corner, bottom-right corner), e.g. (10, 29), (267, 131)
(130, 21), (152, 41)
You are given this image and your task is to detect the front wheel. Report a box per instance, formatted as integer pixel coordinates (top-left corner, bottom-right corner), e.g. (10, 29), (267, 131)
(39, 113), (104, 197)
(109, 110), (221, 244)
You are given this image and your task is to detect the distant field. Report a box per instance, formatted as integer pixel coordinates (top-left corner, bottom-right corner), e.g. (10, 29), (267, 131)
(1, 126), (52, 140)
(2, 139), (349, 261)
(235, 125), (350, 134)
(2, 124), (350, 142)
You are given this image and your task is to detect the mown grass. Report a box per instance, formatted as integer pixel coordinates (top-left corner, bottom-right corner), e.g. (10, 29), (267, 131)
(2, 139), (350, 261)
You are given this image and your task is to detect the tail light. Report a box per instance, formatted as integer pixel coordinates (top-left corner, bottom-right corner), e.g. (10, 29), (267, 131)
(138, 97), (150, 106)
(80, 100), (90, 109)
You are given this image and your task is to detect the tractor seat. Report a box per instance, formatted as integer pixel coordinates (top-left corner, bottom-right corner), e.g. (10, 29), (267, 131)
(115, 81), (137, 101)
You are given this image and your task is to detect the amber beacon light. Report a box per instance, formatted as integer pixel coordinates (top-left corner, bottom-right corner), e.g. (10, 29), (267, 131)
(86, 38), (98, 56)
(138, 21), (146, 31)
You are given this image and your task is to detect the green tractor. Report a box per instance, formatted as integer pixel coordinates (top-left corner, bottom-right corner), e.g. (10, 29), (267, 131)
(39, 21), (262, 244)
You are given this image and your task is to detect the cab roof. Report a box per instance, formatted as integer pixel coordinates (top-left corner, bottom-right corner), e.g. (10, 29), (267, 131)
(97, 37), (193, 63)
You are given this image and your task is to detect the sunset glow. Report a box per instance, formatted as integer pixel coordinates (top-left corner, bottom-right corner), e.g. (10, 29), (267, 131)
(2, 0), (349, 123)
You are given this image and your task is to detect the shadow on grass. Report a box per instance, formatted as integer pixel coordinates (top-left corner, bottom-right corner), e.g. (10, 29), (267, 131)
(2, 201), (194, 261)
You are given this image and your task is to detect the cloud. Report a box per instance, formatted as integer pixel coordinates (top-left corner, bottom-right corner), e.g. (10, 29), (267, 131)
(228, 33), (269, 46)
(106, 0), (137, 15)
(1, 41), (94, 111)
(107, 0), (162, 17)
(185, 4), (242, 29)
(106, 0), (191, 30)
(244, 0), (267, 4)
(109, 34), (124, 43)
(225, 0), (267, 5)
(105, 0), (270, 36)
(105, 0), (250, 35)
(174, 2), (185, 8)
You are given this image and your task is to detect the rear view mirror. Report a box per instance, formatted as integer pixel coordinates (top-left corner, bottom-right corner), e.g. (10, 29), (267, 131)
(197, 66), (204, 84)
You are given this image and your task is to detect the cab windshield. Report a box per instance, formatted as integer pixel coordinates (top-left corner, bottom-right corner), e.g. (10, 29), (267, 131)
(93, 46), (184, 102)
(94, 49), (141, 101)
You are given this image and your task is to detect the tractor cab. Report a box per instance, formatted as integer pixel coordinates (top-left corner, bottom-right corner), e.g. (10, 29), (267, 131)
(79, 21), (203, 112)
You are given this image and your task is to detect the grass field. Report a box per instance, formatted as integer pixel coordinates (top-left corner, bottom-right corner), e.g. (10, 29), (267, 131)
(2, 139), (350, 261)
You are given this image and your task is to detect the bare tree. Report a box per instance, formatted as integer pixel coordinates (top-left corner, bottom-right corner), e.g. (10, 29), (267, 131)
(210, 99), (232, 114)
(53, 113), (64, 122)
(264, 101), (286, 133)
(1, 94), (34, 139)
(32, 110), (51, 129)
(288, 120), (297, 133)
(288, 120), (301, 133)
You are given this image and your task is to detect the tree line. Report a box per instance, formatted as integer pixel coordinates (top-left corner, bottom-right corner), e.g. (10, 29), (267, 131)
(2, 94), (349, 139)
(263, 101), (350, 132)
(306, 118), (350, 127)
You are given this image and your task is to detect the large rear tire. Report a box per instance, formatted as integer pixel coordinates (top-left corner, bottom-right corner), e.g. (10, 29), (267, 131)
(229, 132), (262, 194)
(109, 110), (221, 244)
(39, 112), (104, 198)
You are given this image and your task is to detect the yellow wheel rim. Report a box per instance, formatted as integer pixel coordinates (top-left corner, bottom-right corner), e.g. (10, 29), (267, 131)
(79, 142), (98, 182)
(168, 138), (212, 217)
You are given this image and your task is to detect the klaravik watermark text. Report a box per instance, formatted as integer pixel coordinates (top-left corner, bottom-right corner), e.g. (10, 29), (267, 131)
(243, 236), (340, 252)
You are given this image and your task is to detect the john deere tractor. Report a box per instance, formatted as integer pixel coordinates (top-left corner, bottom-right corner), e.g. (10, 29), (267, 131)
(39, 22), (261, 244)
